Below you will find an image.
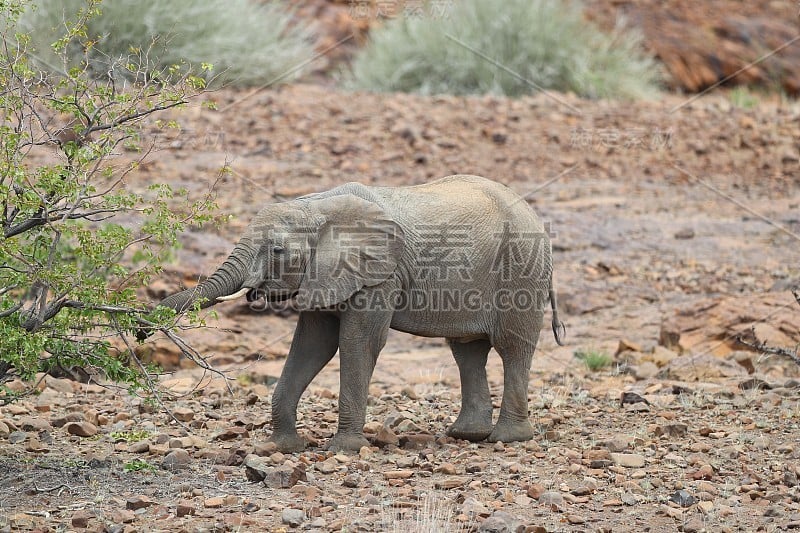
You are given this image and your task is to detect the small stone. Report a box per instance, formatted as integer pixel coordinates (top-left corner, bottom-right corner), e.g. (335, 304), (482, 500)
(610, 453), (645, 468)
(373, 425), (399, 447)
(670, 489), (697, 508)
(674, 228), (695, 240)
(176, 500), (195, 517)
(8, 430), (28, 444)
(71, 510), (94, 528)
(270, 452), (286, 464)
(204, 496), (226, 508)
(110, 509), (135, 524)
(434, 477), (467, 490)
(65, 421), (98, 438)
(24, 436), (47, 452)
(698, 501), (714, 514)
(342, 473), (360, 488)
(126, 495), (156, 510)
(655, 423), (688, 438)
(566, 514), (586, 524)
(129, 441), (150, 454)
(253, 441), (278, 456)
(435, 462), (458, 475)
(162, 449), (191, 471)
(383, 469), (414, 480)
(752, 436), (770, 450)
(619, 392), (650, 406)
(244, 454), (270, 481)
(264, 464), (307, 489)
(633, 362), (659, 380)
(527, 483), (546, 499)
(400, 433), (436, 449)
(616, 339), (643, 355)
(316, 458), (338, 474)
(538, 492), (565, 512)
(604, 435), (632, 453)
(461, 497), (489, 516)
(478, 511), (520, 532)
(45, 375), (77, 393)
(395, 419), (422, 433)
(173, 407), (194, 422)
(169, 437), (193, 449)
(17, 416), (51, 432)
(281, 507), (305, 527)
(213, 427), (249, 441)
(680, 516), (704, 533)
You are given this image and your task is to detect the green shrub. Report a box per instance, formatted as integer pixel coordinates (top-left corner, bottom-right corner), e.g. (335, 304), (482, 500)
(574, 349), (613, 371)
(1, 1), (216, 403)
(20, 0), (315, 86)
(349, 0), (660, 99)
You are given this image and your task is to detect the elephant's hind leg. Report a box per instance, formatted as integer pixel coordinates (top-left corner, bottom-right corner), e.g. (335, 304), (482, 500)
(447, 338), (493, 441)
(488, 313), (543, 443)
(269, 311), (339, 452)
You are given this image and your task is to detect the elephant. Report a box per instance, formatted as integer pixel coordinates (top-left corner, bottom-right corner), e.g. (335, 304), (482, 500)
(155, 175), (565, 452)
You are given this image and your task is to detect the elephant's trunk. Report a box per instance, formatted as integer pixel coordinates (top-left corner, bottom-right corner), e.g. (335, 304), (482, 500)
(157, 241), (255, 313)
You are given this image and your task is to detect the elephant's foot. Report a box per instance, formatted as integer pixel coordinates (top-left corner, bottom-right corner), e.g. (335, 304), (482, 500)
(268, 432), (307, 453)
(447, 413), (493, 441)
(487, 419), (533, 443)
(327, 432), (370, 452)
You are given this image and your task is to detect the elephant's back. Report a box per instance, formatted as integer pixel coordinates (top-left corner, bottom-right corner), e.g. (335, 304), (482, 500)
(386, 175), (543, 228)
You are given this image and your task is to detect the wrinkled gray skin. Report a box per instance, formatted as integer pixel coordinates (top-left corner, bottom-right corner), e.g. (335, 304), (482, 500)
(157, 175), (565, 452)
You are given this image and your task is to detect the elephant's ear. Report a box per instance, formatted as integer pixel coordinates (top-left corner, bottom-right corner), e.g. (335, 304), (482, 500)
(296, 194), (404, 310)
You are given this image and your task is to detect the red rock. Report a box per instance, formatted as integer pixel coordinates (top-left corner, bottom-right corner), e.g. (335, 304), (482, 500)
(71, 510), (94, 528)
(175, 500), (195, 517)
(126, 495), (156, 510)
(65, 421), (98, 438)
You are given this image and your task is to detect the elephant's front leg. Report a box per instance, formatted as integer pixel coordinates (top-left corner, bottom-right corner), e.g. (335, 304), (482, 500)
(327, 309), (392, 452)
(269, 311), (339, 452)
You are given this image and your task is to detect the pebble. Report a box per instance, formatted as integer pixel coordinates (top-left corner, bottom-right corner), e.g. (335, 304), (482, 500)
(383, 469), (414, 480)
(203, 496), (226, 508)
(176, 500), (195, 517)
(65, 421), (98, 438)
(538, 491), (565, 512)
(126, 495), (156, 511)
(477, 511), (520, 532)
(670, 489), (697, 507)
(173, 407), (195, 422)
(264, 464), (307, 489)
(610, 453), (645, 468)
(435, 462), (457, 474)
(71, 510), (94, 528)
(162, 449), (191, 471)
(316, 458), (338, 474)
(281, 507), (305, 527)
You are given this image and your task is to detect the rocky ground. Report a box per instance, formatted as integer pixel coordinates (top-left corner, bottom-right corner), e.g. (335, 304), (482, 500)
(1, 82), (800, 532)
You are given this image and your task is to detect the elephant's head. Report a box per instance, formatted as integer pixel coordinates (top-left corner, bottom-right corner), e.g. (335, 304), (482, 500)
(155, 193), (405, 314)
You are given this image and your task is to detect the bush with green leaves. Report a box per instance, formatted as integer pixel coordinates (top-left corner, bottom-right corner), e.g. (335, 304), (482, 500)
(574, 348), (613, 371)
(350, 0), (661, 99)
(19, 0), (315, 86)
(0, 0), (220, 403)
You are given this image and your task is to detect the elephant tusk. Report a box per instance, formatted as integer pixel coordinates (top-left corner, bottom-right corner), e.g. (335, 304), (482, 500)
(216, 287), (250, 302)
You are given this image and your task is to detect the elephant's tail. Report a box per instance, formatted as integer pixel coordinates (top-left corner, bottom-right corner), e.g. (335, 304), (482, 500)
(549, 287), (566, 346)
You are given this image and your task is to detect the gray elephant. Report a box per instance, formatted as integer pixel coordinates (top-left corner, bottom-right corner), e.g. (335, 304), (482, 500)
(155, 175), (565, 452)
